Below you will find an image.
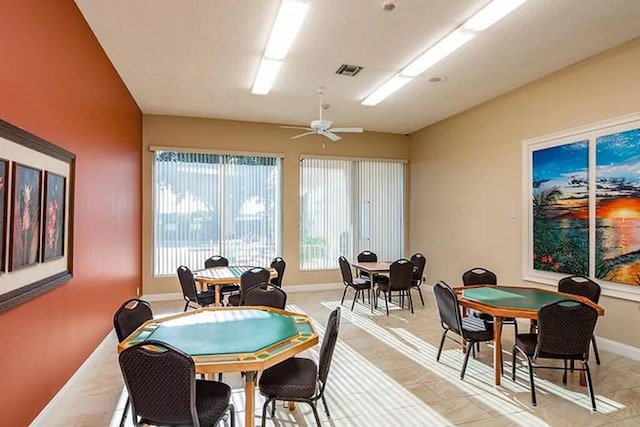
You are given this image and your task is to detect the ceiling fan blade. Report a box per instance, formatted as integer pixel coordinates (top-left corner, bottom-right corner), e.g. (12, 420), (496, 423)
(281, 125), (312, 130)
(290, 131), (317, 140)
(330, 127), (363, 133)
(319, 130), (341, 142)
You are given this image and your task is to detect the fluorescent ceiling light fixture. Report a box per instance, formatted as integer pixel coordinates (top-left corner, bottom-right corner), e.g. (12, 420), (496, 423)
(463, 0), (528, 32)
(264, 0), (311, 60)
(361, 75), (412, 106)
(401, 28), (475, 77)
(251, 58), (283, 95)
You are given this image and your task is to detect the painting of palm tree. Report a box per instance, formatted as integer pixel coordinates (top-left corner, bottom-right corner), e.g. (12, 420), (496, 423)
(596, 128), (640, 285)
(532, 141), (589, 275)
(10, 164), (41, 271)
(43, 172), (65, 261)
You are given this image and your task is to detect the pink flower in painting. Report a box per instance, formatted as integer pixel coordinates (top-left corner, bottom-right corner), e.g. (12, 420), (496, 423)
(46, 199), (59, 249)
(21, 184), (33, 231)
(0, 176), (4, 191)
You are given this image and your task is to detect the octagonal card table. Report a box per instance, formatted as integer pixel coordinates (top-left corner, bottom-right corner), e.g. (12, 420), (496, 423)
(455, 285), (604, 386)
(117, 306), (318, 427)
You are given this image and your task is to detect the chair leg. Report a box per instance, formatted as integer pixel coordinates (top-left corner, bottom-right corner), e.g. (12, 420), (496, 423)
(228, 403), (236, 427)
(384, 291), (389, 315)
(321, 393), (331, 417)
(406, 289), (414, 314)
(309, 402), (322, 426)
(526, 357), (537, 406)
(416, 285), (425, 306)
(511, 346), (517, 381)
(460, 341), (474, 380)
(584, 361), (597, 411)
(119, 399), (129, 427)
(436, 330), (448, 361)
(340, 286), (348, 305)
(351, 289), (359, 311)
(271, 400), (276, 417)
(592, 335), (601, 365)
(260, 398), (269, 427)
(562, 360), (567, 385)
(184, 301), (190, 312)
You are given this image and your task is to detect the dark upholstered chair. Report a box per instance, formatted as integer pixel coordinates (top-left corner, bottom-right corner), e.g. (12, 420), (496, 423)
(557, 275), (602, 365)
(339, 256), (371, 311)
(204, 255), (239, 303)
(409, 253), (426, 306)
(375, 258), (414, 315)
(511, 300), (598, 410)
(113, 299), (154, 427)
(177, 265), (216, 311)
(356, 250), (389, 286)
(270, 257), (286, 288)
(258, 308), (341, 426)
(244, 283), (287, 309)
(227, 267), (270, 306)
(432, 281), (495, 379)
(462, 267), (518, 338)
(119, 340), (234, 426)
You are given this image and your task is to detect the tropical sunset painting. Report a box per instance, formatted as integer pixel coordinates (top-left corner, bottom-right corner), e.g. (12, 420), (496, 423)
(596, 127), (640, 285)
(532, 140), (589, 275)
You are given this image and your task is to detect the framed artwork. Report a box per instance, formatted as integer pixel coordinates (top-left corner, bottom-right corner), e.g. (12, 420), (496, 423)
(0, 119), (75, 314)
(0, 159), (8, 272)
(43, 172), (65, 261)
(9, 164), (42, 271)
(523, 112), (640, 301)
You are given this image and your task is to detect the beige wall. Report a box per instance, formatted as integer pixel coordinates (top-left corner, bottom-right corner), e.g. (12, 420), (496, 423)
(143, 115), (410, 294)
(409, 37), (640, 347)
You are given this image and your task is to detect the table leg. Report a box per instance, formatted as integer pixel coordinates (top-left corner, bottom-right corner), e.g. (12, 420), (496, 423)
(244, 371), (257, 427)
(493, 317), (503, 386)
(370, 272), (375, 313)
(214, 285), (221, 307)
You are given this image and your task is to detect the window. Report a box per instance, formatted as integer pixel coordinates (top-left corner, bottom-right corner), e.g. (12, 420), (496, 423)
(153, 151), (282, 276)
(300, 157), (405, 270)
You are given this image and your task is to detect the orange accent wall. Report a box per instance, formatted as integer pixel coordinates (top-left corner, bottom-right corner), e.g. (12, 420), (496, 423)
(0, 1), (142, 425)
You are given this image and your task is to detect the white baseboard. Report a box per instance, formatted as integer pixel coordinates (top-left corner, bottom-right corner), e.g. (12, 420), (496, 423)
(596, 336), (640, 362)
(30, 331), (115, 426)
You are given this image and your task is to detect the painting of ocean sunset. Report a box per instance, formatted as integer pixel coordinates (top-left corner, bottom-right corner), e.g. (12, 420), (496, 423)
(596, 128), (640, 285)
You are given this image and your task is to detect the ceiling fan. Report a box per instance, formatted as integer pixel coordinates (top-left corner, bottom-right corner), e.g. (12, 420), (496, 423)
(281, 87), (363, 142)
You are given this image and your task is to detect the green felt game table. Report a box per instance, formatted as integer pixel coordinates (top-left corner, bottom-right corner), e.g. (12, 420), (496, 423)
(118, 306), (318, 427)
(455, 285), (604, 386)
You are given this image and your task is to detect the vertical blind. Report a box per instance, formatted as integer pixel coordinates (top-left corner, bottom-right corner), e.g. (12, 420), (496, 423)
(300, 157), (405, 270)
(152, 151), (281, 276)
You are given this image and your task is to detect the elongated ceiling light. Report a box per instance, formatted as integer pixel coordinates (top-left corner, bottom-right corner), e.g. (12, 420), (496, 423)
(361, 0), (528, 106)
(252, 0), (310, 95)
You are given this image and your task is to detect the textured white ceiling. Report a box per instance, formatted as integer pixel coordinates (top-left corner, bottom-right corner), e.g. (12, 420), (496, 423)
(74, 0), (640, 134)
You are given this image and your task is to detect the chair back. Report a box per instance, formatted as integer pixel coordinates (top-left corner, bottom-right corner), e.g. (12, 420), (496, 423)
(357, 251), (377, 263)
(318, 307), (341, 386)
(388, 258), (414, 291)
(113, 299), (153, 342)
(557, 275), (601, 304)
(244, 283), (287, 309)
(338, 256), (355, 286)
(270, 257), (286, 287)
(119, 341), (197, 425)
(204, 255), (229, 268)
(409, 253), (426, 284)
(239, 267), (270, 305)
(535, 300), (598, 360)
(462, 267), (497, 286)
(432, 281), (463, 336)
(177, 265), (198, 303)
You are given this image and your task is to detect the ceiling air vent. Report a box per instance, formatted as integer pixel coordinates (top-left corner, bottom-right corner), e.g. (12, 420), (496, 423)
(335, 64), (363, 77)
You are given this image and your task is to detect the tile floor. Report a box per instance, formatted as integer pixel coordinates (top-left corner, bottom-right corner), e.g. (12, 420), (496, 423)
(33, 288), (640, 426)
